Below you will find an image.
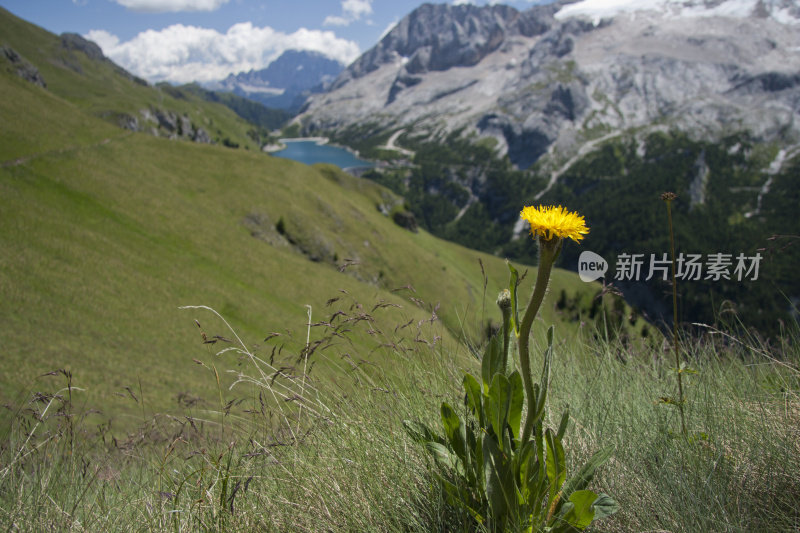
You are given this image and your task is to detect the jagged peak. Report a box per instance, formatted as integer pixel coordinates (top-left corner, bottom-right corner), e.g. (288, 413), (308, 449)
(331, 1), (559, 89)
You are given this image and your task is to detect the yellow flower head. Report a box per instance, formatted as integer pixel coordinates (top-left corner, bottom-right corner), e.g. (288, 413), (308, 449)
(520, 205), (589, 243)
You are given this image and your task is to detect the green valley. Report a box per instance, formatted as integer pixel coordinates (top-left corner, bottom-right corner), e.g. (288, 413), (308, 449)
(0, 7), (613, 427)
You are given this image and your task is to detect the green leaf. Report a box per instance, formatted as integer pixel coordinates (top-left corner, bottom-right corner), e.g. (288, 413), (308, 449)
(541, 326), (554, 388)
(507, 260), (520, 337)
(402, 419), (440, 445)
(534, 417), (544, 471)
(545, 429), (566, 504)
(527, 383), (543, 435)
(508, 371), (524, 442)
(563, 490), (597, 529)
(426, 442), (461, 473)
(483, 433), (513, 522)
(561, 445), (614, 497)
(436, 473), (463, 504)
(470, 425), (485, 490)
(549, 501), (574, 533)
(487, 373), (511, 450)
(556, 406), (570, 440)
(463, 373), (484, 426)
(591, 493), (619, 520)
(517, 441), (539, 504)
(549, 490), (599, 532)
(441, 402), (467, 463)
(534, 326), (555, 422)
(433, 471), (486, 525)
(516, 440), (533, 486)
(481, 333), (505, 393)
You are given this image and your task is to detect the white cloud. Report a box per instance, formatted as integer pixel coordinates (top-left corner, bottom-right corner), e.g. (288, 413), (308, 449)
(85, 23), (360, 84)
(323, 15), (350, 27)
(85, 29), (120, 50)
(324, 0), (373, 26)
(343, 0), (373, 18)
(112, 0), (229, 12)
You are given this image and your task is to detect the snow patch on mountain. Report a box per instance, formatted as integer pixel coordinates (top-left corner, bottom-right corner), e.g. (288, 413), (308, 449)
(556, 0), (800, 25)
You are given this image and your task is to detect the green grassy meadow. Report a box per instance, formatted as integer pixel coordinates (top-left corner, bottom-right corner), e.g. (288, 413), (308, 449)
(2, 8), (798, 532)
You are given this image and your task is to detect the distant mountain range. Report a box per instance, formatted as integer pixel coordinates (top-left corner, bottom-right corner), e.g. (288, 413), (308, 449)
(298, 0), (800, 169)
(205, 50), (344, 112)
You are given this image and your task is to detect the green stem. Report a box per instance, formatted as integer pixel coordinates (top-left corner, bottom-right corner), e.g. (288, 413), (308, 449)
(666, 199), (687, 436)
(519, 237), (560, 447)
(501, 305), (511, 372)
(497, 289), (512, 373)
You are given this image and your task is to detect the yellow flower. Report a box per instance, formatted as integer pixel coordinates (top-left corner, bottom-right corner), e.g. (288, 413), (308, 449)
(519, 205), (589, 243)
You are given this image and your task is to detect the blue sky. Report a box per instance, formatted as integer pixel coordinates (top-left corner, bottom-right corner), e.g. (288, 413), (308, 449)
(0, 0), (553, 83)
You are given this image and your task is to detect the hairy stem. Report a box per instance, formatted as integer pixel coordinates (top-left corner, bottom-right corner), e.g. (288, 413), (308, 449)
(519, 237), (560, 447)
(498, 289), (512, 373)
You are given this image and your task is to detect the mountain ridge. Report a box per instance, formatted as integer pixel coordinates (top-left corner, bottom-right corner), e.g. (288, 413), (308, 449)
(298, 0), (800, 169)
(207, 49), (343, 112)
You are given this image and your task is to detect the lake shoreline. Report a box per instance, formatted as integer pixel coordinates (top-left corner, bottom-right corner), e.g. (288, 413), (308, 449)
(281, 137), (330, 144)
(267, 137), (374, 171)
(262, 137), (330, 153)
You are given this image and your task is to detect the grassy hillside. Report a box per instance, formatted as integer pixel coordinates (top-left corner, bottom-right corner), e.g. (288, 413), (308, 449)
(0, 10), (629, 432)
(0, 6), (263, 150)
(178, 82), (293, 132)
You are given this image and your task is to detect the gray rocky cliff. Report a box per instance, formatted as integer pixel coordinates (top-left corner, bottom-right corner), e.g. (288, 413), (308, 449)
(333, 3), (557, 89)
(1, 45), (46, 87)
(60, 33), (148, 86)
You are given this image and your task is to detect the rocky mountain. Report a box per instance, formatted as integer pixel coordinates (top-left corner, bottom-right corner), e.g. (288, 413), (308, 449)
(294, 0), (800, 334)
(208, 50), (344, 112)
(298, 0), (800, 169)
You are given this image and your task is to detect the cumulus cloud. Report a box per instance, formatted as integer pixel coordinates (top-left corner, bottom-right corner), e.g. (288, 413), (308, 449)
(85, 29), (120, 50)
(324, 0), (373, 26)
(84, 23), (360, 83)
(112, 0), (229, 12)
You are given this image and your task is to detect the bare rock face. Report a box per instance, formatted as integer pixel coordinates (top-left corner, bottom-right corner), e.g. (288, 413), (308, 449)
(1, 45), (46, 87)
(59, 32), (148, 86)
(135, 108), (211, 143)
(60, 33), (106, 62)
(298, 0), (800, 168)
(327, 2), (557, 98)
(392, 209), (418, 233)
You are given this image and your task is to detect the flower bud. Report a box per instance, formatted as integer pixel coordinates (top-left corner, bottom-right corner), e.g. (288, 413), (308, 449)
(497, 289), (512, 310)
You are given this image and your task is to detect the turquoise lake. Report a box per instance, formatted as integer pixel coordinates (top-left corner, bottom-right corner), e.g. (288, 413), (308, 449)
(272, 139), (373, 169)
